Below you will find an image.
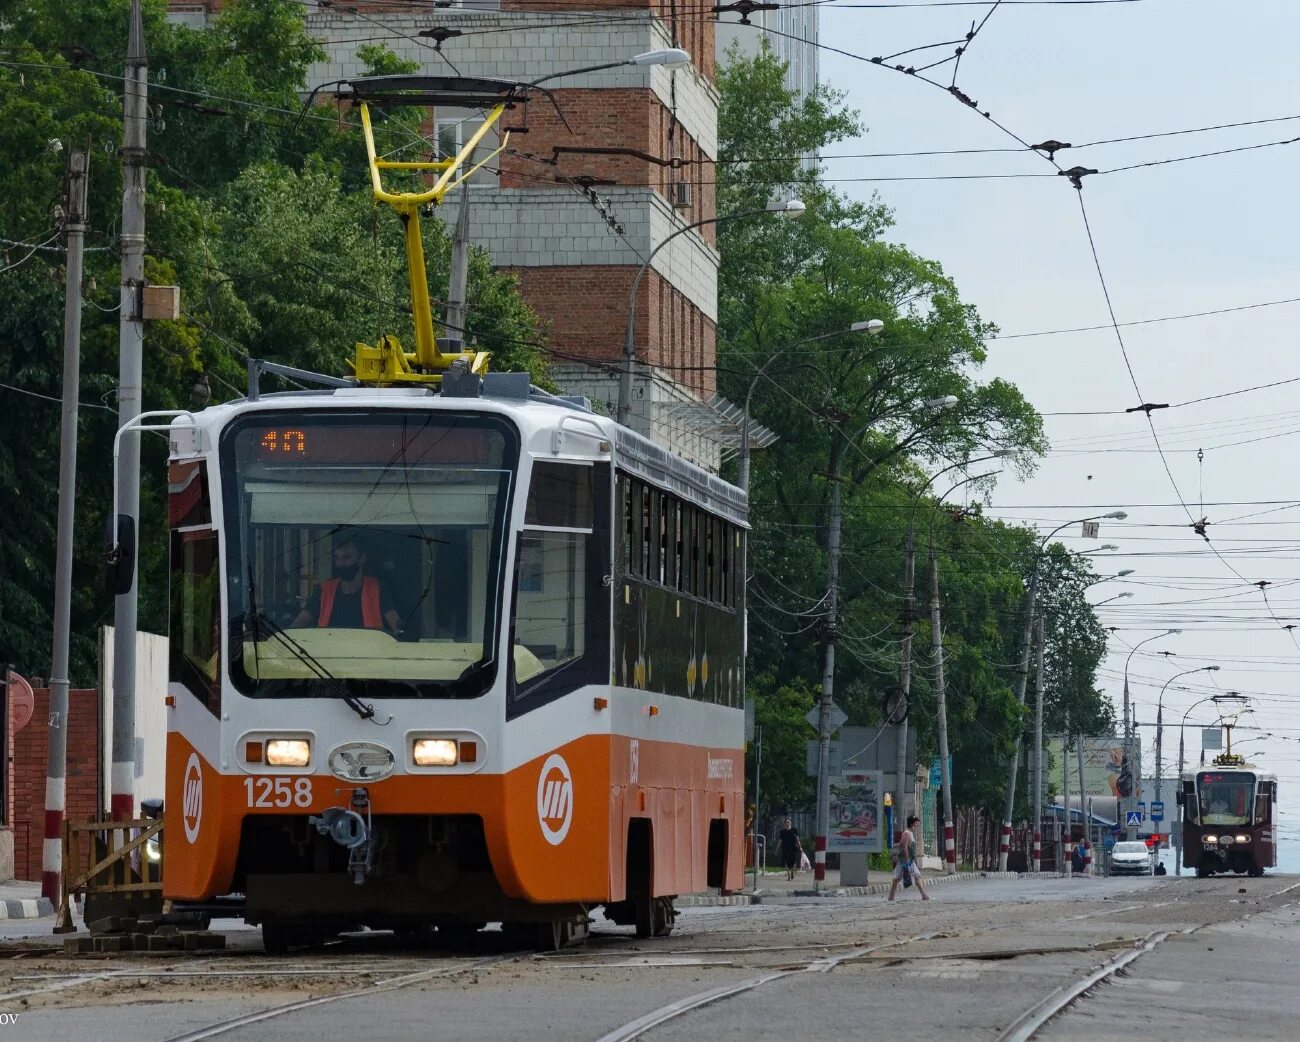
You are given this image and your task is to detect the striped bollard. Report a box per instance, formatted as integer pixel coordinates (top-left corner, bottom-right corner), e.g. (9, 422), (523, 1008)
(998, 822), (1011, 866)
(814, 834), (826, 883)
(1064, 836), (1073, 877)
(1082, 841), (1092, 875)
(42, 777), (64, 902)
(1031, 830), (1041, 873)
(943, 820), (956, 872)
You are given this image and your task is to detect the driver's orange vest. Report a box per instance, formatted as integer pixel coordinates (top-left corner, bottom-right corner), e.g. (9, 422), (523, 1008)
(318, 577), (383, 629)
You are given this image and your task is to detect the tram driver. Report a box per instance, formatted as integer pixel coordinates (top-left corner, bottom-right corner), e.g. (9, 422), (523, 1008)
(292, 534), (403, 638)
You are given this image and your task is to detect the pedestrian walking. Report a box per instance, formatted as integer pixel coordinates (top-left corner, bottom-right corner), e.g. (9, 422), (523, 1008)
(777, 817), (803, 880)
(887, 815), (930, 901)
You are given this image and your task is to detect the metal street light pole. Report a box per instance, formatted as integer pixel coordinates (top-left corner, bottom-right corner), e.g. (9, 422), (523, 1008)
(1120, 628), (1180, 838)
(617, 199), (805, 427)
(998, 509), (1128, 871)
(1156, 666), (1219, 869)
(928, 462), (1008, 873)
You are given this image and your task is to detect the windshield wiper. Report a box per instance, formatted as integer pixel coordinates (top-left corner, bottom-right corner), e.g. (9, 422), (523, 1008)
(245, 610), (382, 723)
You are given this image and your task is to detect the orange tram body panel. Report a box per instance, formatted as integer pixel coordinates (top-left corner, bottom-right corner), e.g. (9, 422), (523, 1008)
(157, 384), (747, 946)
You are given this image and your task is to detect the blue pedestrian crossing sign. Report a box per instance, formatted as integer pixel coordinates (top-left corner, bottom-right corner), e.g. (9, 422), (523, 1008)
(1125, 811), (1143, 827)
(1151, 801), (1164, 822)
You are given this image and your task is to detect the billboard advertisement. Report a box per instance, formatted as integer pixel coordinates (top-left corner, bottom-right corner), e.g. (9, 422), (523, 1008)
(827, 770), (884, 854)
(1042, 737), (1141, 799)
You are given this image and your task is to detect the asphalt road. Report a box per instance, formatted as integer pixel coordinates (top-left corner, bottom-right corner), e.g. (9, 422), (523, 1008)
(2, 874), (1295, 1042)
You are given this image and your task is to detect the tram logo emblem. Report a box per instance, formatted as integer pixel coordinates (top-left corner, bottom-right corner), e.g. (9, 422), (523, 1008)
(329, 742), (396, 782)
(537, 753), (574, 846)
(182, 753), (203, 844)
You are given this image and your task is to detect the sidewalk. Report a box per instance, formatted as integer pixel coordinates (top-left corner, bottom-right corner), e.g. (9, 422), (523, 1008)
(676, 865), (1021, 907)
(0, 880), (55, 919)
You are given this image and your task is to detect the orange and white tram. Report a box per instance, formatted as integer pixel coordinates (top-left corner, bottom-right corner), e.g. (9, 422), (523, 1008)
(1177, 760), (1277, 878)
(159, 374), (746, 950)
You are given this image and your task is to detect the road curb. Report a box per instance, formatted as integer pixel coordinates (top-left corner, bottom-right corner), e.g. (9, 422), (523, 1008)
(677, 870), (1025, 906)
(0, 897), (54, 919)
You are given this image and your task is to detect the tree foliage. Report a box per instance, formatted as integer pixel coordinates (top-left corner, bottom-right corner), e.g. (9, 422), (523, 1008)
(722, 44), (1104, 820)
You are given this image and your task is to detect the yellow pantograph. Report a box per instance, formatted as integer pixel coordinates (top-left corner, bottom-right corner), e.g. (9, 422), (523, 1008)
(351, 96), (512, 387)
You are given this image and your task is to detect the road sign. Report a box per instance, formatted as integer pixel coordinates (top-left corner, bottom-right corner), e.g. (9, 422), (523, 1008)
(806, 702), (848, 734)
(928, 756), (953, 788)
(1081, 520), (1100, 539)
(1126, 810), (1142, 827)
(1151, 800), (1164, 822)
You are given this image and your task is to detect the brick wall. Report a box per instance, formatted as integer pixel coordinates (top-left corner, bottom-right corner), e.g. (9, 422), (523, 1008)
(503, 89), (715, 242)
(10, 688), (99, 882)
(510, 264), (715, 397)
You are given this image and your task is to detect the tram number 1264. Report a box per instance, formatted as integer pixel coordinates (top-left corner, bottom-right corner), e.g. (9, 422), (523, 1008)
(245, 777), (314, 808)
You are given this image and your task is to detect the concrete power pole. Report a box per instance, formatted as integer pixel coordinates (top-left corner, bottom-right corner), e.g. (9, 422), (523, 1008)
(1031, 614), (1045, 871)
(1076, 729), (1089, 873)
(44, 151), (90, 903)
(997, 571), (1038, 871)
(110, 0), (147, 821)
(894, 522), (916, 844)
(444, 185), (470, 351)
(1062, 727), (1072, 876)
(928, 532), (955, 872)
(812, 456), (844, 890)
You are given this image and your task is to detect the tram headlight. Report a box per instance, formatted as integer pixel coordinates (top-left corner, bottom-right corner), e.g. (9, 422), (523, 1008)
(266, 738), (311, 767)
(145, 834), (161, 863)
(413, 738), (458, 766)
(1235, 834), (1251, 843)
(1203, 835), (1219, 844)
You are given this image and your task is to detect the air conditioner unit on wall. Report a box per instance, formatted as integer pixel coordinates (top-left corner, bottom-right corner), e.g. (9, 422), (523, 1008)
(671, 181), (692, 210)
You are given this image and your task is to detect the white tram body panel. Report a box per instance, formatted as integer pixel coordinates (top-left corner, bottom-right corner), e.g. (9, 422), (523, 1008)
(161, 385), (746, 929)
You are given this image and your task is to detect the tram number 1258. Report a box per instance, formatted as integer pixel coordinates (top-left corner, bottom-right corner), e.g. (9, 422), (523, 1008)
(245, 777), (314, 808)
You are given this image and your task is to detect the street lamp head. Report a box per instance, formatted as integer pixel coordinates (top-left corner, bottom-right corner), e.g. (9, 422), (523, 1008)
(1099, 543), (1118, 551)
(1116, 592), (1134, 599)
(989, 447), (1014, 458)
(1105, 510), (1128, 520)
(629, 48), (691, 67)
(766, 198), (806, 217)
(850, 319), (886, 335)
(1166, 628), (1182, 635)
(922, 394), (959, 411)
(1206, 665), (1221, 671)
(1117, 568), (1135, 576)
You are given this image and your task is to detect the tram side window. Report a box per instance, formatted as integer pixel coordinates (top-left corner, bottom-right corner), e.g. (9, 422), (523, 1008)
(513, 462), (601, 703)
(169, 528), (221, 716)
(1255, 787), (1271, 826)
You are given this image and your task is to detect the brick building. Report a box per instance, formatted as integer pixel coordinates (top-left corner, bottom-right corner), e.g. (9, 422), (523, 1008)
(168, 0), (738, 468)
(7, 687), (100, 882)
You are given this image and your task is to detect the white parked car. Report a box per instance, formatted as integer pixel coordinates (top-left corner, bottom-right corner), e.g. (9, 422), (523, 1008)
(1109, 840), (1155, 876)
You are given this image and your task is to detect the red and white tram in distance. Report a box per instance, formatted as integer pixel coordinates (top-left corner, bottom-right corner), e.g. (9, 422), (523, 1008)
(156, 371), (746, 950)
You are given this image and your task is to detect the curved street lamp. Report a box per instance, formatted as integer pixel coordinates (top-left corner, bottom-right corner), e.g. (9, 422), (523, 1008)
(1116, 627), (1180, 834)
(998, 509), (1128, 871)
(617, 199), (805, 425)
(1155, 665), (1220, 863)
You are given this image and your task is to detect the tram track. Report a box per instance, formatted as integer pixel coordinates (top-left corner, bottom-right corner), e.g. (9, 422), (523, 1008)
(158, 953), (520, 1042)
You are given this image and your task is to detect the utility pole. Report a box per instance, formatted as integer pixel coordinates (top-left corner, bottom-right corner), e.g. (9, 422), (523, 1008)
(997, 571), (1038, 871)
(1076, 729), (1088, 874)
(812, 455), (843, 890)
(444, 184), (470, 351)
(894, 521), (916, 844)
(928, 530), (955, 872)
(110, 0), (147, 821)
(1062, 727), (1072, 876)
(44, 150), (90, 904)
(1122, 674), (1134, 840)
(1032, 613), (1045, 871)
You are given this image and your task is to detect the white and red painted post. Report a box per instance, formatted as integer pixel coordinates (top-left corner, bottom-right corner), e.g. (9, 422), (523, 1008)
(813, 835), (826, 883)
(1031, 829), (1041, 873)
(943, 820), (956, 871)
(998, 822), (1011, 868)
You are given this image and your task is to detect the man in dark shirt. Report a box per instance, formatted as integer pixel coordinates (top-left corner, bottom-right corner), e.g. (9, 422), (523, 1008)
(292, 537), (402, 637)
(777, 817), (803, 880)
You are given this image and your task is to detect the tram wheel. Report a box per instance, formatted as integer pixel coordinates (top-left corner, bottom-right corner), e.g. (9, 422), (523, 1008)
(1249, 866), (1265, 878)
(651, 897), (675, 938)
(262, 923), (289, 956)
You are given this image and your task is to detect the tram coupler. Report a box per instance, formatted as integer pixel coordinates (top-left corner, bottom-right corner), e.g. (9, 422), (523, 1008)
(308, 787), (374, 884)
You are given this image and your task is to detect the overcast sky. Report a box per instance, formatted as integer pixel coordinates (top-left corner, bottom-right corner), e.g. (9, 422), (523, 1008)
(797, 0), (1300, 858)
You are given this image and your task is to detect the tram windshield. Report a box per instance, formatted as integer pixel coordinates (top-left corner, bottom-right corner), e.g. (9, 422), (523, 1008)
(1196, 771), (1255, 827)
(221, 410), (518, 699)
